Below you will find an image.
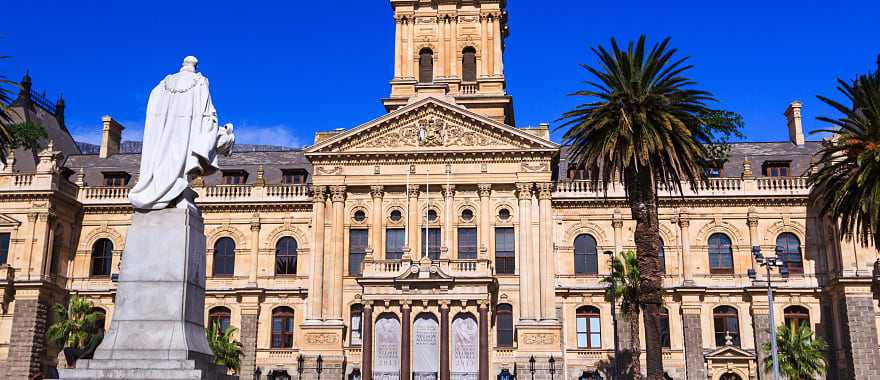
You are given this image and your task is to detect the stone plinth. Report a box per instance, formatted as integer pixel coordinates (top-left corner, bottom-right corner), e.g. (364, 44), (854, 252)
(60, 206), (231, 380)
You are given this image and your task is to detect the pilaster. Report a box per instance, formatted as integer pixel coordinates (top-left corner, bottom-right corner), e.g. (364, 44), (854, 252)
(6, 286), (49, 380)
(680, 291), (706, 380)
(536, 182), (555, 321)
(516, 182), (535, 321)
(309, 186), (327, 322)
(477, 184), (491, 258)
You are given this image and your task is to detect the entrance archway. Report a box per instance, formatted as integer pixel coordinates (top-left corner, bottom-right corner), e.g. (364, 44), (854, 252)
(412, 313), (439, 380)
(451, 313), (478, 380)
(374, 314), (401, 380)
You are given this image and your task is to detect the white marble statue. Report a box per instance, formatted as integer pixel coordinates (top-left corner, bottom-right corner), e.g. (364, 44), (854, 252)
(128, 56), (234, 210)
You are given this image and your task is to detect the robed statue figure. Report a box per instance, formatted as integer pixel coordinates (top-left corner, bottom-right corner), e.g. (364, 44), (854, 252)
(129, 55), (234, 210)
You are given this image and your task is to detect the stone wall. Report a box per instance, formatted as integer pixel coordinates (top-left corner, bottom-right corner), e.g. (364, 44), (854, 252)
(239, 313), (258, 380)
(840, 294), (880, 379)
(681, 313), (705, 380)
(751, 313), (770, 380)
(6, 299), (49, 379)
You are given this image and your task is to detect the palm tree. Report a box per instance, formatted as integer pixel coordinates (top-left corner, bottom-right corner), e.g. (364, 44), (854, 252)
(0, 55), (18, 150)
(558, 36), (741, 379)
(206, 321), (243, 374)
(47, 296), (104, 364)
(602, 250), (643, 379)
(762, 324), (827, 380)
(809, 57), (880, 249)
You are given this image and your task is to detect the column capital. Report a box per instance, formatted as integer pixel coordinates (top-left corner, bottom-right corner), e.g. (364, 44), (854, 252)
(407, 184), (421, 198)
(439, 300), (451, 310)
(313, 185), (328, 201)
(478, 183), (492, 198)
(330, 185), (347, 202)
(370, 185), (385, 199)
(677, 213), (691, 228)
(612, 217), (624, 229)
(536, 182), (553, 200)
(250, 219), (261, 232)
(516, 182), (533, 200)
(477, 299), (490, 309)
(364, 300), (374, 309)
(401, 300), (412, 310)
(747, 215), (760, 228)
(441, 184), (456, 198)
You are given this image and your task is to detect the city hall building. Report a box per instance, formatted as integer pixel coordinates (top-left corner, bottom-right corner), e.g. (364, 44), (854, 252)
(1, 1), (879, 380)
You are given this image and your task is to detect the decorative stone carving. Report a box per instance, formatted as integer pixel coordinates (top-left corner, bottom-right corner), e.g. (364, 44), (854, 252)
(521, 162), (549, 173)
(478, 184), (492, 198)
(408, 184), (421, 198)
(412, 315), (440, 379)
(305, 333), (339, 345)
(516, 182), (533, 200)
(330, 185), (347, 202)
(317, 166), (342, 175)
(451, 315), (479, 377)
(522, 333), (556, 345)
(371, 185), (385, 199)
(537, 183), (553, 200)
(373, 316), (401, 378)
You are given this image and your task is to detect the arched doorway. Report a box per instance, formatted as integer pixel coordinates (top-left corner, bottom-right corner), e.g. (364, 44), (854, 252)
(373, 314), (401, 380)
(412, 313), (439, 380)
(451, 314), (478, 380)
(719, 373), (742, 380)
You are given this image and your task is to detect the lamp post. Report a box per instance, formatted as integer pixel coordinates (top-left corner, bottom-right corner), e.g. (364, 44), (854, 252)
(604, 250), (620, 380)
(316, 355), (324, 380)
(255, 367), (262, 380)
(747, 246), (789, 380)
(528, 356), (536, 380)
(297, 355), (304, 380)
(548, 356), (556, 380)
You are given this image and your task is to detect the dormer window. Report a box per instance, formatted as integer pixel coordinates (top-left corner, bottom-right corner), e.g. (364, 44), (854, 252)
(102, 172), (130, 187)
(281, 169), (308, 184)
(221, 170), (248, 185)
(762, 161), (791, 177)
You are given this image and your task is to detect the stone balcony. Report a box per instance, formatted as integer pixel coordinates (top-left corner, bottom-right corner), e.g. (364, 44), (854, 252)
(360, 256), (494, 279)
(554, 176), (810, 200)
(78, 183), (312, 205)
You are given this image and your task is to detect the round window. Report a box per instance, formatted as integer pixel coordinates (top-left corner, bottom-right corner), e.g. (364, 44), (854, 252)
(427, 209), (438, 222)
(389, 210), (402, 222)
(353, 210), (366, 223)
(461, 209), (474, 222)
(498, 208), (511, 221)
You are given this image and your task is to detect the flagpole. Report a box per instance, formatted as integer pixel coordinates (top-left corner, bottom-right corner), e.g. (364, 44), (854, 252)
(425, 168), (429, 259)
(405, 166), (409, 248)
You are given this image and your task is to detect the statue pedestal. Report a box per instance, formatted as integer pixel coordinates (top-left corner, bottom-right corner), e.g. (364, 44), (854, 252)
(60, 207), (232, 380)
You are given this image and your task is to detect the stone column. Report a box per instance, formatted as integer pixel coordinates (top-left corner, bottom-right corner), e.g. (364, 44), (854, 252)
(750, 297), (771, 380)
(371, 186), (385, 258)
(677, 211), (693, 284)
(840, 291), (880, 378)
(478, 184), (491, 257)
(309, 186), (327, 321)
(407, 18), (415, 79)
(486, 15), (495, 77)
(442, 185), (455, 257)
(493, 12), (504, 76)
(479, 14), (488, 77)
(248, 215), (261, 286)
(239, 303), (260, 380)
(438, 16), (446, 77)
(449, 16), (458, 78)
(747, 212), (760, 274)
(612, 210), (623, 255)
(401, 302), (412, 380)
(363, 302), (374, 380)
(537, 183), (556, 321)
(394, 17), (402, 78)
(440, 301), (450, 380)
(681, 301), (706, 380)
(6, 294), (48, 380)
(516, 182), (535, 321)
(326, 185), (346, 322)
(407, 184), (420, 256)
(478, 301), (489, 380)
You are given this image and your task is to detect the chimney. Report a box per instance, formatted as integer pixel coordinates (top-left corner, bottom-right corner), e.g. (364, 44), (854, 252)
(54, 95), (65, 128)
(100, 115), (124, 158)
(785, 101), (805, 146)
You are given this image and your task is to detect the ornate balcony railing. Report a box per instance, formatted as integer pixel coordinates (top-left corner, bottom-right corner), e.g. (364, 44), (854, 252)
(555, 176), (811, 199)
(460, 82), (478, 95)
(361, 257), (493, 278)
(73, 183), (312, 205)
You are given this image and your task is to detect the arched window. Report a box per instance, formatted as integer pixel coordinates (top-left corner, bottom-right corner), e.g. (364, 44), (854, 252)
(776, 233), (803, 274)
(92, 307), (107, 335)
(708, 233), (734, 275)
(208, 306), (232, 332)
(783, 306), (810, 331)
(496, 304), (514, 347)
(419, 48), (434, 83)
(275, 237), (298, 275)
(658, 238), (666, 274)
(271, 307), (295, 348)
(91, 238), (113, 277)
(212, 237), (236, 277)
(659, 307), (671, 348)
(576, 306), (601, 349)
(350, 304), (363, 346)
(713, 306), (740, 347)
(574, 234), (599, 275)
(462, 47), (477, 82)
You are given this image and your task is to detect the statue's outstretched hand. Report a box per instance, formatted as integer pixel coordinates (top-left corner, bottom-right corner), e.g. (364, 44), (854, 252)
(216, 123), (235, 156)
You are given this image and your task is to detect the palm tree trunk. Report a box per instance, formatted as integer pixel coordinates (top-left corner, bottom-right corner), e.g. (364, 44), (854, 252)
(628, 308), (642, 380)
(627, 168), (665, 380)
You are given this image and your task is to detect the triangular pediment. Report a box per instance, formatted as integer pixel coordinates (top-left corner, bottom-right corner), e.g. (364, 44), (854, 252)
(0, 213), (21, 228)
(305, 97), (557, 156)
(705, 345), (756, 359)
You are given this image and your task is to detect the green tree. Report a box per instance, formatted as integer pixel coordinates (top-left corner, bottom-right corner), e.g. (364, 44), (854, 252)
(206, 321), (243, 374)
(601, 251), (644, 379)
(47, 296), (104, 362)
(809, 56), (880, 249)
(0, 55), (19, 154)
(558, 36), (741, 379)
(763, 324), (827, 380)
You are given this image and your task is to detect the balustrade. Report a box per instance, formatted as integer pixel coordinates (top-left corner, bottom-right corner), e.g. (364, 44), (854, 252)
(556, 177), (810, 198)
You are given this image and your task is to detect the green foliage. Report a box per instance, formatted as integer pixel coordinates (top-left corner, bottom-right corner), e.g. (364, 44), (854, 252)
(7, 122), (47, 152)
(763, 324), (827, 380)
(601, 250), (642, 316)
(0, 55), (19, 152)
(809, 59), (880, 248)
(46, 296), (103, 351)
(557, 35), (743, 194)
(207, 321), (243, 374)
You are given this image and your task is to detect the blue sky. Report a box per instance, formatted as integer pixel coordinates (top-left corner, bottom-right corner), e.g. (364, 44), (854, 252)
(2, 1), (878, 148)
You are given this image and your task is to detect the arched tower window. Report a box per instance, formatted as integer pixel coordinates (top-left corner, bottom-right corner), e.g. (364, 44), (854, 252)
(212, 237), (236, 277)
(574, 234), (598, 275)
(90, 238), (113, 277)
(776, 232), (803, 274)
(271, 307), (295, 348)
(275, 237), (298, 275)
(419, 48), (434, 83)
(708, 233), (734, 275)
(462, 47), (477, 82)
(496, 304), (513, 347)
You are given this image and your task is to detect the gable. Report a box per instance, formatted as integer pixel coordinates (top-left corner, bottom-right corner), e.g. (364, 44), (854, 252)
(306, 97), (557, 156)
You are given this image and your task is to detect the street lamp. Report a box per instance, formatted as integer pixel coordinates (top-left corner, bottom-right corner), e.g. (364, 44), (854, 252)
(255, 367), (262, 380)
(548, 356), (556, 380)
(316, 355), (324, 380)
(528, 356), (536, 380)
(747, 245), (789, 380)
(604, 250), (620, 380)
(296, 355), (304, 380)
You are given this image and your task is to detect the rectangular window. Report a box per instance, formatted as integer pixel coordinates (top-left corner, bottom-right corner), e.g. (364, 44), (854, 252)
(350, 309), (363, 346)
(763, 161), (791, 177)
(349, 229), (368, 276)
(385, 229), (405, 260)
(102, 172), (129, 187)
(421, 228), (441, 260)
(495, 227), (515, 274)
(0, 233), (9, 264)
(221, 170), (248, 185)
(281, 169), (308, 184)
(457, 228), (477, 259)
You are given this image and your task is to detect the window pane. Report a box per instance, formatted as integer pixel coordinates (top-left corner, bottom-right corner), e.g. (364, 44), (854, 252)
(0, 232), (10, 264)
(495, 228), (515, 274)
(458, 228), (477, 259)
(577, 334), (588, 348)
(590, 333), (601, 348)
(349, 230), (368, 276)
(574, 235), (598, 275)
(589, 317), (600, 333)
(386, 229), (405, 260)
(421, 228), (441, 260)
